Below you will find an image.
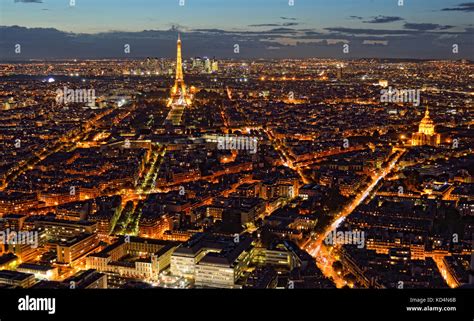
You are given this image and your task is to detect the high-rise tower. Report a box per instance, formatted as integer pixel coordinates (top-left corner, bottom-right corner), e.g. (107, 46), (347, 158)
(165, 34), (193, 126)
(167, 34), (191, 107)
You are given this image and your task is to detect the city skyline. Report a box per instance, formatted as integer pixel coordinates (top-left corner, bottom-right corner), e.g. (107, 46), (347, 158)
(0, 1), (473, 318)
(1, 0), (473, 59)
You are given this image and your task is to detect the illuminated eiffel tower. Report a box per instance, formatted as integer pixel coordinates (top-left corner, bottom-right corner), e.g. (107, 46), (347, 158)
(166, 34), (192, 126)
(167, 34), (192, 107)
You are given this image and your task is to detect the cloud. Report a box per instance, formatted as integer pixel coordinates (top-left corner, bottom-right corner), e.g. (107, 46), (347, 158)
(442, 2), (474, 12)
(403, 23), (453, 31)
(247, 17), (300, 31)
(266, 28), (298, 34)
(303, 31), (322, 36)
(193, 28), (229, 34)
(349, 16), (363, 20)
(0, 25), (472, 60)
(264, 37), (347, 46)
(325, 27), (417, 35)
(168, 24), (191, 32)
(363, 16), (404, 24)
(249, 24), (280, 27)
(249, 22), (298, 27)
(363, 40), (389, 46)
(326, 23), (458, 36)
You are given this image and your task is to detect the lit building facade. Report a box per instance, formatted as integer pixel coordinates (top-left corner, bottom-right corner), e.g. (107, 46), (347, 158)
(411, 107), (441, 147)
(170, 233), (254, 288)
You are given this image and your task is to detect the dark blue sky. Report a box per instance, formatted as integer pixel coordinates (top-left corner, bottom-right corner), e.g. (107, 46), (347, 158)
(0, 0), (473, 59)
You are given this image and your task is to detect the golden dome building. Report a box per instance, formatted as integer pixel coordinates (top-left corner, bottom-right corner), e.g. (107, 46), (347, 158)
(411, 106), (441, 146)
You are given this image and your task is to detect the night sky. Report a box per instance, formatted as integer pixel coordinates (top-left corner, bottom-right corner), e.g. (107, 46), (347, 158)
(0, 0), (473, 59)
